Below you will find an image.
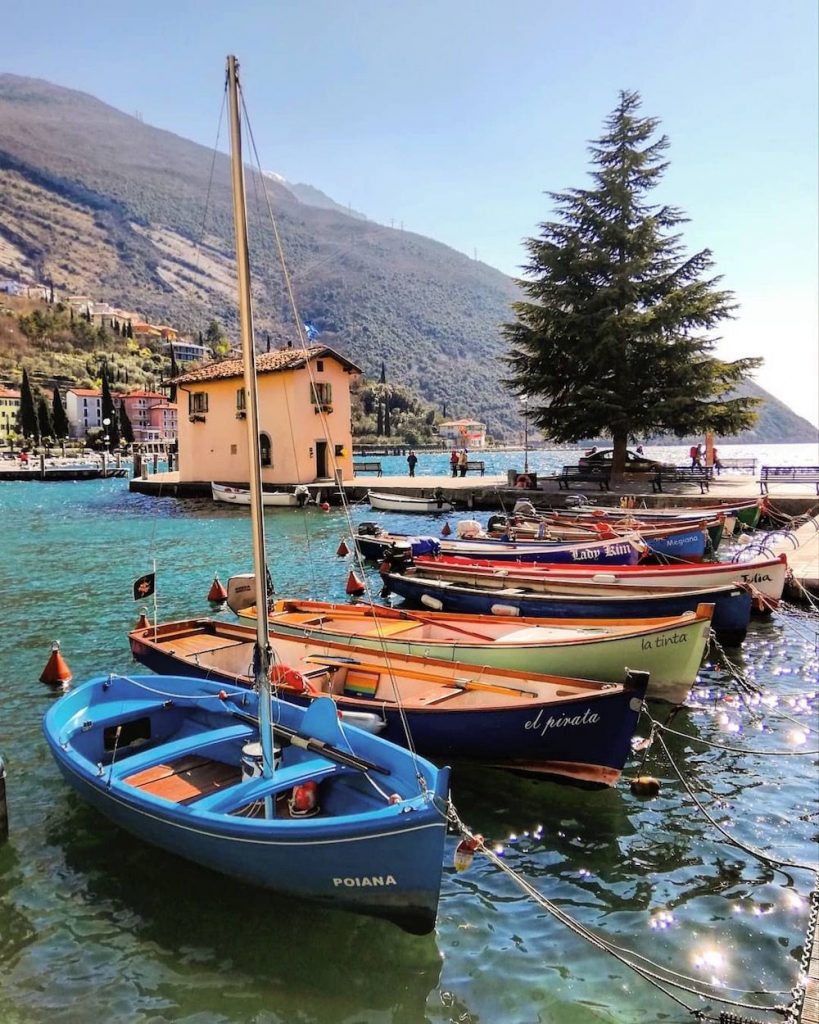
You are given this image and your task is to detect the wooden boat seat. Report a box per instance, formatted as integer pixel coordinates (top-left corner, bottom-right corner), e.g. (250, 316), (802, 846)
(126, 755), (241, 804)
(166, 635), (248, 656)
(363, 621), (419, 637)
(115, 723), (254, 778)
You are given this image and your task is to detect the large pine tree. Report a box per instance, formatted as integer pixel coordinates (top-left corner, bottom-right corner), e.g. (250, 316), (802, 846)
(503, 90), (761, 476)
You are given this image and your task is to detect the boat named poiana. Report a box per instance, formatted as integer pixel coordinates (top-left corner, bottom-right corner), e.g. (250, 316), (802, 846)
(42, 55), (451, 934)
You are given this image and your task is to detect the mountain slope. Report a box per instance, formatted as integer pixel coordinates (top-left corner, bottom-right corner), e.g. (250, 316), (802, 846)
(0, 73), (815, 443)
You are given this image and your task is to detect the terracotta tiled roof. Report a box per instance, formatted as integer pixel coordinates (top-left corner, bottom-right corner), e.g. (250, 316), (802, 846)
(68, 388), (102, 397)
(123, 390), (166, 399)
(0, 388), (21, 398)
(171, 344), (362, 385)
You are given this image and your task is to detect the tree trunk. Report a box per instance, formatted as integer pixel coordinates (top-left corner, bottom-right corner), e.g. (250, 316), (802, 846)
(611, 434), (629, 480)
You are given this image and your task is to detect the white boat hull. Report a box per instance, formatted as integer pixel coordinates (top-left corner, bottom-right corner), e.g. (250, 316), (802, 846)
(368, 490), (454, 513)
(212, 482), (299, 507)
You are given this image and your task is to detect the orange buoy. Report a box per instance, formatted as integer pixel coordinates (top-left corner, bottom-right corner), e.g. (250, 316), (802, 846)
(336, 539), (350, 557)
(346, 570), (366, 595)
(207, 575), (228, 603)
(441, 521), (452, 537)
(40, 641), (72, 686)
(135, 608), (150, 630)
(630, 775), (661, 797)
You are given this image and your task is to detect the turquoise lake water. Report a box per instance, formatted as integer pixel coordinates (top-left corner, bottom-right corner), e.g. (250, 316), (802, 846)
(0, 442), (817, 1023)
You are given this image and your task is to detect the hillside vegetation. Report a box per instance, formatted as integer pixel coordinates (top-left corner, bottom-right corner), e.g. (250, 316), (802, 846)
(0, 74), (815, 444)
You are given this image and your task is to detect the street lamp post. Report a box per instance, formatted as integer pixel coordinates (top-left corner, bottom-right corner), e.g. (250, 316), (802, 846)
(520, 396), (529, 473)
(102, 417), (111, 452)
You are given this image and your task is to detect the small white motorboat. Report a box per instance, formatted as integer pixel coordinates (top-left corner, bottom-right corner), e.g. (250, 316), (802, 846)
(212, 482), (301, 507)
(367, 490), (454, 513)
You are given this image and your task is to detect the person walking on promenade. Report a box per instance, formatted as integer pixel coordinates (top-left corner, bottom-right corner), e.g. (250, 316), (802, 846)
(450, 449), (459, 478)
(407, 450), (418, 477)
(689, 443), (701, 470)
(458, 449), (468, 477)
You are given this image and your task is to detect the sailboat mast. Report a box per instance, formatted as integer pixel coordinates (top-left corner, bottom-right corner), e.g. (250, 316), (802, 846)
(226, 55), (275, 778)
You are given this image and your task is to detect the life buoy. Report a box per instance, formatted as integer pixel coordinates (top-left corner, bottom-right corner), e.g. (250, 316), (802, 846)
(515, 474), (531, 489)
(270, 664), (312, 695)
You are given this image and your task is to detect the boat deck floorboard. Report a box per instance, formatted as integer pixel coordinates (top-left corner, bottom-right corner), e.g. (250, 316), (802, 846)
(126, 755), (241, 803)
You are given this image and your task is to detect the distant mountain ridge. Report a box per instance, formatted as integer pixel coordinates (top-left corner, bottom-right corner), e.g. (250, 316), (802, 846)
(0, 72), (815, 443)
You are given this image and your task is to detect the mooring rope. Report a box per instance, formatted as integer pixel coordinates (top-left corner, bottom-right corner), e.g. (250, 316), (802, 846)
(446, 803), (793, 1021)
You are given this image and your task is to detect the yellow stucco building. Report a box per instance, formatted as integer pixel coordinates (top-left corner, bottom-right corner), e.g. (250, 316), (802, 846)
(173, 345), (361, 484)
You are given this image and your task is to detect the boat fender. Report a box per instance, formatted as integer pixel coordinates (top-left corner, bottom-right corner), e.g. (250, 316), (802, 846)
(630, 776), (660, 797)
(288, 781), (320, 817)
(487, 514), (507, 533)
(593, 521), (616, 538)
(270, 665), (312, 695)
(420, 594), (443, 611)
(490, 604), (521, 617)
(454, 834), (483, 872)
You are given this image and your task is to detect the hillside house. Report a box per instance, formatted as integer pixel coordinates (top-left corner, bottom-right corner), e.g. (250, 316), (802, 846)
(438, 418), (487, 449)
(172, 345), (361, 484)
(168, 339), (209, 363)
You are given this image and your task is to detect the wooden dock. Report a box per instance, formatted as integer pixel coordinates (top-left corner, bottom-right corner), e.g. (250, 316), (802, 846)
(768, 515), (819, 596)
(799, 890), (819, 1024)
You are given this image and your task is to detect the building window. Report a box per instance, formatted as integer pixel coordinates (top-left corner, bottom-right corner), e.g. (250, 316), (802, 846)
(316, 360), (324, 372)
(189, 392), (209, 414)
(310, 382), (332, 407)
(259, 433), (272, 467)
(236, 387), (246, 412)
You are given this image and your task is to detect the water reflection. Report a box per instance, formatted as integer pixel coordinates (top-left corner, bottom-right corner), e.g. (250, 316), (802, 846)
(42, 797), (442, 1024)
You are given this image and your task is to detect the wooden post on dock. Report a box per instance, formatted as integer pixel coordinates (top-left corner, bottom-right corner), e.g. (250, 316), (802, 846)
(39, 453), (46, 479)
(0, 754), (8, 843)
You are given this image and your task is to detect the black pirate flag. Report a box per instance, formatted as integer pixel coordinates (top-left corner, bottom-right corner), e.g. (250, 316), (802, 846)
(132, 572), (156, 601)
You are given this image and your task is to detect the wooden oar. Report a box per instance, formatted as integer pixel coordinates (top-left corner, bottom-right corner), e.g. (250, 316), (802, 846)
(448, 677), (537, 698)
(302, 654), (537, 698)
(395, 609), (497, 642)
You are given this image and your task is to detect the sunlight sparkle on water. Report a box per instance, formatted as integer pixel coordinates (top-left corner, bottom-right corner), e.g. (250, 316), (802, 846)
(649, 910), (675, 930)
(692, 945), (728, 985)
(788, 729), (808, 746)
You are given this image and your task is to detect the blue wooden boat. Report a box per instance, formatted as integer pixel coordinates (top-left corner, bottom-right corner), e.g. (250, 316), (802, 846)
(381, 568), (752, 644)
(43, 673), (450, 933)
(355, 526), (646, 565)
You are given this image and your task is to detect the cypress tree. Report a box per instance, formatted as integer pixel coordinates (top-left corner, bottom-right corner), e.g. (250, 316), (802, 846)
(168, 346), (179, 403)
(100, 364), (120, 449)
(503, 90), (761, 477)
(376, 398), (383, 436)
(384, 393), (391, 437)
(380, 360), (386, 385)
(37, 394), (53, 441)
(52, 387), (70, 439)
(119, 404), (135, 445)
(19, 368), (39, 441)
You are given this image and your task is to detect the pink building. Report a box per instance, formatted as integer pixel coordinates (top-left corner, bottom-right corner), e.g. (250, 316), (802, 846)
(173, 345), (361, 484)
(120, 391), (177, 445)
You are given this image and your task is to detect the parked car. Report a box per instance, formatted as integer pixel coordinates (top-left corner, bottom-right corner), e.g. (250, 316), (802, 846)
(578, 448), (662, 472)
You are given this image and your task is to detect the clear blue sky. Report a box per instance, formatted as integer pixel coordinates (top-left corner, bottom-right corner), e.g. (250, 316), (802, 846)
(5, 0), (818, 427)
